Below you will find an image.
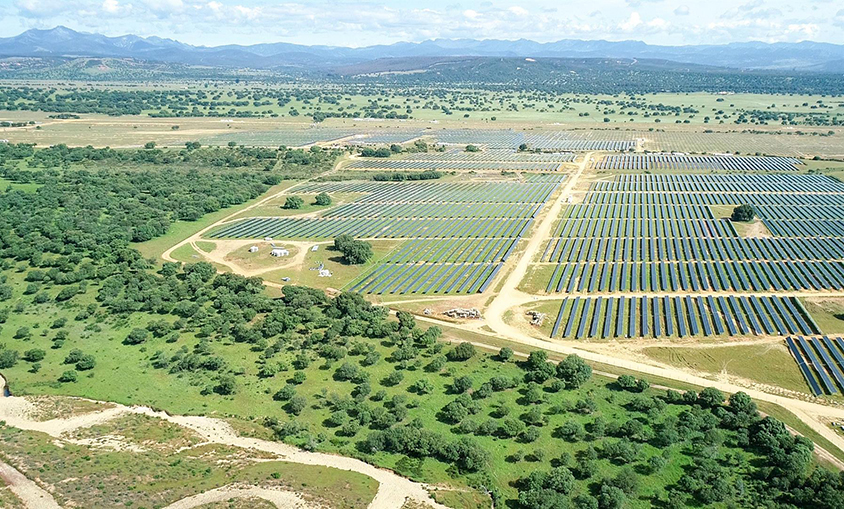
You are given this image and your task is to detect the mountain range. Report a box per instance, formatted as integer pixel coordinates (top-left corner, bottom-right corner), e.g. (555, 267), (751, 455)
(2, 26), (844, 72)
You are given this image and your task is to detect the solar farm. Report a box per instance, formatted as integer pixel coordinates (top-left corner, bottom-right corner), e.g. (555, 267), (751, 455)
(593, 154), (803, 171)
(191, 126), (844, 398)
(345, 149), (576, 172)
(526, 172), (844, 348)
(209, 176), (565, 295)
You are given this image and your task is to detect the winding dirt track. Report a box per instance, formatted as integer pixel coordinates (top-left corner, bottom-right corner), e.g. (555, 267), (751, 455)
(163, 485), (314, 509)
(0, 460), (61, 509)
(0, 375), (447, 509)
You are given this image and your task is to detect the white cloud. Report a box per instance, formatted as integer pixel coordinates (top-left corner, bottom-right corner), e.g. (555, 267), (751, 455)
(103, 0), (120, 14)
(785, 23), (819, 37)
(618, 12), (643, 31)
(6, 0), (844, 47)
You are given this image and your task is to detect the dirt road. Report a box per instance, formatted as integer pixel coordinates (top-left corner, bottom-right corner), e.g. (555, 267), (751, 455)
(0, 460), (61, 509)
(163, 485), (314, 509)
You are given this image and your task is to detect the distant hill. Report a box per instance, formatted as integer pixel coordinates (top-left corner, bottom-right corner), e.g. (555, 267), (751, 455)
(1, 26), (844, 71)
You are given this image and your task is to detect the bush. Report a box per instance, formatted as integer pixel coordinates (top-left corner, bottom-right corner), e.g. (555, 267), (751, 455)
(58, 370), (78, 383)
(214, 375), (237, 395)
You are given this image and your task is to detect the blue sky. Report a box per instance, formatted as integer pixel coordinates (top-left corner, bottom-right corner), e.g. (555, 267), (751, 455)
(2, 0), (844, 47)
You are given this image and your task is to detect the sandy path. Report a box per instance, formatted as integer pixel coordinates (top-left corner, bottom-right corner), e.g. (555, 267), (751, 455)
(0, 375), (446, 509)
(163, 485), (315, 509)
(0, 461), (61, 509)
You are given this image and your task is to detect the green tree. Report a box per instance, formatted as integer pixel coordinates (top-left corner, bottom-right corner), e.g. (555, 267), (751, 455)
(556, 354), (592, 388)
(0, 349), (19, 368)
(283, 196), (305, 209)
(731, 204), (755, 222)
(447, 342), (476, 361)
(23, 348), (45, 362)
(314, 192), (332, 206)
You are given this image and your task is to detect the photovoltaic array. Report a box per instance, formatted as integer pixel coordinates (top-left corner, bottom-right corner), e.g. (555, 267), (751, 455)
(786, 336), (844, 396)
(593, 154), (803, 171)
(542, 173), (844, 340)
(209, 177), (566, 294)
(345, 149), (575, 172)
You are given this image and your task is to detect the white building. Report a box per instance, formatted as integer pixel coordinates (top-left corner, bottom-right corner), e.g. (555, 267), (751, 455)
(248, 246), (259, 253)
(270, 248), (289, 257)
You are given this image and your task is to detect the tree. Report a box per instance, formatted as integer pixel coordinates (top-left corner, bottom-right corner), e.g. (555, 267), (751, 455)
(314, 192), (332, 206)
(447, 342), (475, 361)
(75, 354), (96, 371)
(557, 420), (585, 441)
(698, 387), (725, 407)
(411, 379), (434, 394)
(214, 375), (236, 395)
(23, 349), (45, 362)
(144, 141), (156, 149)
(453, 375), (473, 393)
(287, 395), (308, 415)
(333, 235), (373, 264)
(465, 144), (480, 152)
(556, 355), (592, 388)
(731, 204), (755, 222)
(0, 349), (19, 368)
(498, 347), (513, 361)
(58, 370), (78, 383)
(283, 196), (304, 209)
(597, 484), (625, 509)
(124, 328), (150, 345)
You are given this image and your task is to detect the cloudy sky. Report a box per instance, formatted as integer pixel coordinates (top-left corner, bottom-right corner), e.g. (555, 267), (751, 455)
(2, 0), (844, 47)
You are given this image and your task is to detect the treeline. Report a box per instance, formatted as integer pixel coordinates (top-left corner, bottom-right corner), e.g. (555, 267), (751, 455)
(0, 166), (269, 243)
(0, 143), (340, 173)
(372, 170), (442, 181)
(359, 58), (844, 96)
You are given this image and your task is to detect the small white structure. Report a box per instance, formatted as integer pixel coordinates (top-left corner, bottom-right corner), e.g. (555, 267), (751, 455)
(263, 237), (273, 242)
(271, 248), (289, 257)
(318, 268), (332, 277)
(248, 246), (259, 253)
(311, 245), (319, 252)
